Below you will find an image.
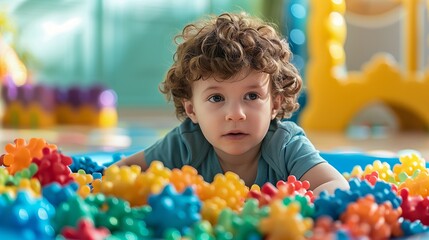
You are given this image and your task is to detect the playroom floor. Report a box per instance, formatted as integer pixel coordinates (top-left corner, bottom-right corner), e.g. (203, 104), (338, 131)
(1, 108), (429, 160)
(0, 108), (178, 155)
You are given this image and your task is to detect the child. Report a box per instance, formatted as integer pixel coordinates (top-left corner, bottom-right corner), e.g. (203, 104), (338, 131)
(116, 12), (349, 195)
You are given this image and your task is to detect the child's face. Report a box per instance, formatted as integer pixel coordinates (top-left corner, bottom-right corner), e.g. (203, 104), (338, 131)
(183, 69), (280, 158)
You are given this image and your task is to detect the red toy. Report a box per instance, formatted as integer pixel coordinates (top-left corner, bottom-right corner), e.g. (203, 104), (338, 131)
(62, 218), (110, 240)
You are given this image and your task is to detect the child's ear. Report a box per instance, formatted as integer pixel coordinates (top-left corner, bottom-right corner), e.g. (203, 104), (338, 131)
(271, 95), (282, 119)
(183, 99), (198, 123)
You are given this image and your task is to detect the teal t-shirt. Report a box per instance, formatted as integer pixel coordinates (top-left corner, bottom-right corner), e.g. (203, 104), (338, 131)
(143, 118), (326, 186)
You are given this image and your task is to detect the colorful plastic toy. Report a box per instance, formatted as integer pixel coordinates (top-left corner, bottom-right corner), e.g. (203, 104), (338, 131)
(55, 85), (117, 128)
(2, 138), (57, 174)
(300, 0), (429, 131)
(0, 162), (37, 186)
(2, 82), (57, 128)
(209, 172), (249, 211)
(85, 194), (151, 238)
(42, 182), (78, 207)
(215, 207), (262, 240)
(0, 163), (40, 197)
(92, 163), (171, 206)
(393, 153), (428, 182)
(70, 155), (106, 175)
(52, 195), (94, 233)
(283, 195), (315, 218)
(32, 147), (73, 186)
(4, 138), (429, 239)
(70, 170), (94, 198)
(0, 190), (55, 239)
(400, 218), (429, 237)
(259, 200), (313, 240)
(1, 81), (118, 128)
(400, 188), (429, 225)
(200, 195), (228, 225)
(248, 176), (314, 207)
(340, 195), (403, 239)
(181, 221), (216, 240)
(399, 170), (429, 197)
(145, 184), (202, 238)
(61, 218), (110, 240)
(309, 216), (349, 240)
(169, 165), (210, 195)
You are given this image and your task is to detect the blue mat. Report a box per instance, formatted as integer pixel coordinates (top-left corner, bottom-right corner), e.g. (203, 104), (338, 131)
(70, 149), (427, 174)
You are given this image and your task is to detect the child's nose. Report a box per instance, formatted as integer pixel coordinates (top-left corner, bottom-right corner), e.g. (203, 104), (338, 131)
(225, 102), (246, 121)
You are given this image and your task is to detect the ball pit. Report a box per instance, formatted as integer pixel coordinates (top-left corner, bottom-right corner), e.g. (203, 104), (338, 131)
(2, 138), (429, 239)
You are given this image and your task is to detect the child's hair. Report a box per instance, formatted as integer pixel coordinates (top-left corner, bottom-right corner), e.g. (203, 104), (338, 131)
(160, 12), (302, 120)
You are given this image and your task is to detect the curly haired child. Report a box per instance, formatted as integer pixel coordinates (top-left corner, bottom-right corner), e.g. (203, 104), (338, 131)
(116, 12), (349, 195)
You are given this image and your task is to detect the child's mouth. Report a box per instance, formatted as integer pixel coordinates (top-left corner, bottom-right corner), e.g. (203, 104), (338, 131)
(224, 132), (248, 139)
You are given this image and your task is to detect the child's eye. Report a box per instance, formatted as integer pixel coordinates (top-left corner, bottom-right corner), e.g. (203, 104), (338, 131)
(208, 95), (224, 103)
(244, 92), (259, 100)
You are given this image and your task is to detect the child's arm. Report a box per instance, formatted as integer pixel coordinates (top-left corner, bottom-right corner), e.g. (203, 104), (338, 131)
(300, 162), (349, 196)
(114, 151), (148, 170)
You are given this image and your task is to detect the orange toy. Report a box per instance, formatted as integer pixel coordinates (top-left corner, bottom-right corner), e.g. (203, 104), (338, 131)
(2, 138), (57, 175)
(340, 195), (403, 239)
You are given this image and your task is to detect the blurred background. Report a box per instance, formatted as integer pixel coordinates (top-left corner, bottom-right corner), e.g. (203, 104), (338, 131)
(1, 0), (429, 157)
(0, 0), (285, 109)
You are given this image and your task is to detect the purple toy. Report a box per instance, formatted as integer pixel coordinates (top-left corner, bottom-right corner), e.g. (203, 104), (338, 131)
(67, 86), (87, 108)
(88, 85), (117, 110)
(33, 85), (55, 111)
(17, 84), (34, 106)
(1, 75), (18, 103)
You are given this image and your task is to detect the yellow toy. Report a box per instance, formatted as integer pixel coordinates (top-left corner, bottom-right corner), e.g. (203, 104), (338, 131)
(259, 200), (313, 240)
(2, 96), (56, 128)
(300, 0), (429, 131)
(2, 83), (118, 128)
(0, 12), (117, 129)
(56, 100), (118, 128)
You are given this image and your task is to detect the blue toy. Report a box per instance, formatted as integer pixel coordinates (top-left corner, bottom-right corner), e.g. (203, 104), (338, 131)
(70, 155), (106, 174)
(145, 184), (202, 238)
(401, 219), (429, 237)
(42, 182), (79, 207)
(313, 178), (401, 220)
(0, 191), (55, 239)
